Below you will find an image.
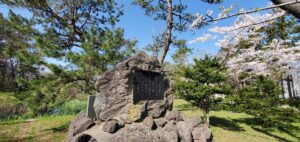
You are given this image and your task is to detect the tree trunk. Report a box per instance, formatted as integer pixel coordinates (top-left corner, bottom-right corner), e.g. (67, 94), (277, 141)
(158, 0), (173, 66)
(291, 75), (296, 98)
(206, 110), (210, 127)
(203, 108), (210, 127)
(280, 75), (285, 98)
(9, 58), (16, 90)
(271, 0), (300, 19)
(287, 75), (293, 100)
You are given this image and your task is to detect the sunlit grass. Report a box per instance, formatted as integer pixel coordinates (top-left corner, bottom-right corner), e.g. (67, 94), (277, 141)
(0, 115), (74, 142)
(0, 99), (299, 142)
(174, 99), (300, 142)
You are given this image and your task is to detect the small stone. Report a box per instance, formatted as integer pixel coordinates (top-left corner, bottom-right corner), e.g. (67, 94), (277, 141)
(103, 120), (119, 133)
(154, 118), (167, 127)
(164, 111), (183, 121)
(142, 116), (156, 129)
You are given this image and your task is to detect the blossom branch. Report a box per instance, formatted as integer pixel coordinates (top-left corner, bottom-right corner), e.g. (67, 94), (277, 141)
(226, 14), (285, 32)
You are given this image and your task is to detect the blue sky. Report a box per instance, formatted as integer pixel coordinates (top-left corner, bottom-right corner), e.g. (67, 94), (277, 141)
(117, 0), (270, 61)
(0, 0), (270, 64)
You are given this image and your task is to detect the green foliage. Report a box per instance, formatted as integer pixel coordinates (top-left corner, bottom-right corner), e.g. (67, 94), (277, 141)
(56, 100), (86, 115)
(0, 10), (37, 91)
(174, 55), (230, 125)
(1, 1), (137, 115)
(259, 16), (296, 44)
(133, 0), (196, 65)
(0, 92), (27, 120)
(288, 100), (300, 110)
(144, 33), (165, 58)
(133, 0), (196, 31)
(171, 39), (191, 65)
(229, 76), (300, 130)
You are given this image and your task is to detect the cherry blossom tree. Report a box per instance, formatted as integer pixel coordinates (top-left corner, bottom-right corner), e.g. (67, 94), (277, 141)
(192, 9), (300, 84)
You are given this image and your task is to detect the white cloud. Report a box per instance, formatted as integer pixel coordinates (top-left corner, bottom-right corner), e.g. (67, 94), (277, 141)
(188, 34), (217, 44)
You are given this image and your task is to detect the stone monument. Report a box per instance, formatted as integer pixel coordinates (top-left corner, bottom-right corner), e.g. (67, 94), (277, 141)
(65, 53), (213, 142)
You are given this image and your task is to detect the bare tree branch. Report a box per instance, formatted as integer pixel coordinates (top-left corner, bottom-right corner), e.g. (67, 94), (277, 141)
(203, 0), (299, 23)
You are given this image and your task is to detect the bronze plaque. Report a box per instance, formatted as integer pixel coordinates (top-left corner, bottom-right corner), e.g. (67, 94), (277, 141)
(133, 70), (164, 103)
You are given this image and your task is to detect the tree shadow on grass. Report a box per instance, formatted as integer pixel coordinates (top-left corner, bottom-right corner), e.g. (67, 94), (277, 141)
(279, 127), (300, 141)
(251, 127), (294, 142)
(234, 117), (300, 141)
(175, 104), (198, 111)
(232, 117), (257, 127)
(210, 116), (245, 132)
(43, 122), (70, 133)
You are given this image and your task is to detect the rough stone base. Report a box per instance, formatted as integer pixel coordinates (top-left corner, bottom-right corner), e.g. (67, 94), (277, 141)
(66, 111), (213, 142)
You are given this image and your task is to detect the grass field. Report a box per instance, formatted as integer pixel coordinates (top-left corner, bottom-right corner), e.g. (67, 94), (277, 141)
(0, 115), (74, 142)
(174, 99), (300, 142)
(0, 99), (299, 142)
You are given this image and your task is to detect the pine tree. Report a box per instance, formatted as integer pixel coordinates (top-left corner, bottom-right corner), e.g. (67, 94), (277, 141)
(231, 76), (300, 130)
(0, 10), (37, 91)
(1, 0), (136, 115)
(174, 55), (230, 127)
(133, 0), (221, 65)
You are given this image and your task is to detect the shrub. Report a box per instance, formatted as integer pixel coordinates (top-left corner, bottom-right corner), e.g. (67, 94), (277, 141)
(54, 100), (87, 115)
(232, 75), (300, 130)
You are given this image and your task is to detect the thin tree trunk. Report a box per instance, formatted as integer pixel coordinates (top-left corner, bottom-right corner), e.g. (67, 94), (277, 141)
(287, 75), (293, 100)
(9, 58), (16, 90)
(291, 75), (296, 98)
(206, 110), (210, 128)
(158, 0), (173, 66)
(202, 107), (210, 128)
(280, 75), (285, 98)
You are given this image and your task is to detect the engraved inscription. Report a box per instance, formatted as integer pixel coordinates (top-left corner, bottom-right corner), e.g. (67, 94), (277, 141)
(133, 70), (164, 103)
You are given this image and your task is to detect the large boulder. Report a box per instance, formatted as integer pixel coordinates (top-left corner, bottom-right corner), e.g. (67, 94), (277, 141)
(93, 53), (172, 122)
(66, 53), (213, 142)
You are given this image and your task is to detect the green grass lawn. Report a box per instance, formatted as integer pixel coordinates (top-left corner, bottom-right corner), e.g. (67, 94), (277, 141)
(174, 99), (300, 142)
(0, 99), (299, 142)
(0, 115), (74, 142)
